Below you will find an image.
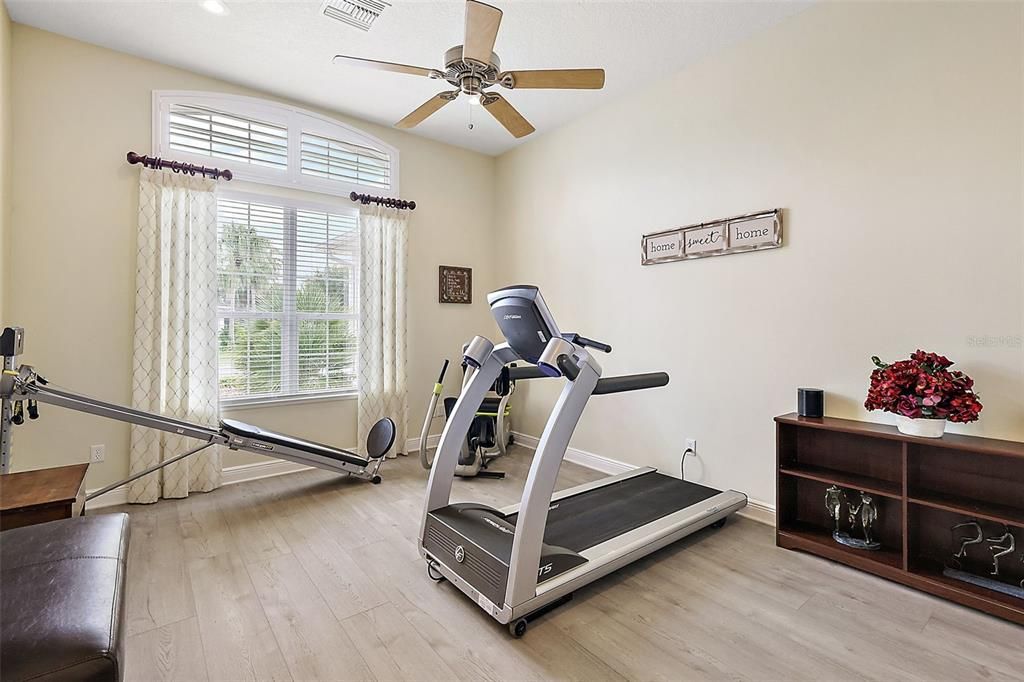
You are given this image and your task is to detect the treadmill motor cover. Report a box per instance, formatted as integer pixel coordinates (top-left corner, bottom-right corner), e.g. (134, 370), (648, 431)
(423, 503), (587, 607)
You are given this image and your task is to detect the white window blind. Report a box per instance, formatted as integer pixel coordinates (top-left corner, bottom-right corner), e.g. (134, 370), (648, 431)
(301, 131), (391, 189)
(216, 197), (359, 402)
(169, 104), (288, 170)
(155, 92), (399, 197)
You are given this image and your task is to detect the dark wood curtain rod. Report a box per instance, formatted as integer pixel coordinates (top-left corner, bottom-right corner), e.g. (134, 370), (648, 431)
(127, 151), (233, 181)
(350, 192), (416, 211)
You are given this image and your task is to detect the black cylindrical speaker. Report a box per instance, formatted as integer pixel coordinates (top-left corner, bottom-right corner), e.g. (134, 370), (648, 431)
(798, 388), (824, 418)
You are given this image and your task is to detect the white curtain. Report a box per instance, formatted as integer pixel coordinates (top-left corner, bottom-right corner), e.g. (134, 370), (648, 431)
(357, 205), (409, 458)
(128, 169), (222, 503)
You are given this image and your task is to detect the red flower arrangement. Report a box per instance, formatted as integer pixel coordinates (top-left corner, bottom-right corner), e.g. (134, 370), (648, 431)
(865, 350), (982, 423)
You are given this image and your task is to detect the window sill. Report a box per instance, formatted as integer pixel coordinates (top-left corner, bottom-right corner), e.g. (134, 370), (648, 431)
(221, 391), (358, 411)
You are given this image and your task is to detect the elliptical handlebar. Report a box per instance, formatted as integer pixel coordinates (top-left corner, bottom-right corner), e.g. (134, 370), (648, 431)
(420, 359), (451, 469)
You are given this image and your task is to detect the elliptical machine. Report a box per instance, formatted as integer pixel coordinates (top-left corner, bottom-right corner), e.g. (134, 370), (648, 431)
(418, 359), (524, 479)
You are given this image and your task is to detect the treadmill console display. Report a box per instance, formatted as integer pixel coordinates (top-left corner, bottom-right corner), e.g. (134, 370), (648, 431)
(487, 286), (562, 364)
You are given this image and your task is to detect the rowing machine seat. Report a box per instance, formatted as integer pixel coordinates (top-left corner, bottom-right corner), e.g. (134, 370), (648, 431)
(220, 419), (369, 467)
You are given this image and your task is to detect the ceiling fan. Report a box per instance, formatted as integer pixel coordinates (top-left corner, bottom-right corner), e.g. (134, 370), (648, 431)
(333, 0), (605, 138)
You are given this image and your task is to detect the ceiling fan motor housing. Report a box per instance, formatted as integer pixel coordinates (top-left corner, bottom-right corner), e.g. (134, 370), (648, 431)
(444, 45), (501, 95)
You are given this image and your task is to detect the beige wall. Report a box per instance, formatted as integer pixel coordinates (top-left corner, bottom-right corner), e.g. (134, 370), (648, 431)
(495, 2), (1024, 507)
(6, 25), (497, 488)
(0, 1), (10, 321)
(6, 3), (1024, 510)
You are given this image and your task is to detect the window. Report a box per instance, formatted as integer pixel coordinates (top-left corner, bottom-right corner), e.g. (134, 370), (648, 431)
(170, 103), (289, 170)
(153, 92), (399, 198)
(300, 131), (390, 189)
(216, 194), (360, 403)
(154, 92), (395, 403)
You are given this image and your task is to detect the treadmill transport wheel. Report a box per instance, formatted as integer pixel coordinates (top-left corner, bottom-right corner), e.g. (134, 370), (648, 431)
(510, 618), (528, 638)
(426, 561), (445, 583)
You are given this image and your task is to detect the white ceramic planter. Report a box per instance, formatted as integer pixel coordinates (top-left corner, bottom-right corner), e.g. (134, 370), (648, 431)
(896, 415), (947, 438)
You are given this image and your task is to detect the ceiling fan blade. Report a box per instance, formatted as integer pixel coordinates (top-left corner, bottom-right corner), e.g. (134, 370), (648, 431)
(499, 69), (605, 90)
(395, 92), (459, 129)
(333, 55), (442, 79)
(463, 0), (502, 65)
(481, 93), (535, 138)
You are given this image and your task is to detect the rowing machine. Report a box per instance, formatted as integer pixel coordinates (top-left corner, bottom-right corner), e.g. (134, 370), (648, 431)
(0, 327), (395, 500)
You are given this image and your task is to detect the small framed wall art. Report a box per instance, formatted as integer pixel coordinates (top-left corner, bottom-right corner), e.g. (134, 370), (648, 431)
(439, 265), (472, 304)
(641, 208), (783, 265)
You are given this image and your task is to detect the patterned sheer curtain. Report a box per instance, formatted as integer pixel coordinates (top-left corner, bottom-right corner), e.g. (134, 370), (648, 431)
(128, 169), (222, 503)
(357, 205), (409, 458)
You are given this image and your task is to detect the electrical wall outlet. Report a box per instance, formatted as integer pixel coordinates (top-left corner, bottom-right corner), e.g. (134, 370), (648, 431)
(685, 438), (697, 456)
(90, 444), (105, 463)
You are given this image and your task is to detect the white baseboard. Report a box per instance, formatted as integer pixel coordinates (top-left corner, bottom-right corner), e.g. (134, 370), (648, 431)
(405, 433), (440, 453)
(510, 431), (636, 475)
(511, 430), (776, 525)
(85, 458), (313, 509)
(85, 487), (129, 509)
(222, 458), (312, 485)
(736, 497), (776, 526)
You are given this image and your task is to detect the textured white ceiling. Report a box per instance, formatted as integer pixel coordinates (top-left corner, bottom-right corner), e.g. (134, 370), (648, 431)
(7, 0), (810, 156)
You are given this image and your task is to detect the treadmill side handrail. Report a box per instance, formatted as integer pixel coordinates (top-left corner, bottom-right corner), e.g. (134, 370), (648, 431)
(592, 372), (669, 395)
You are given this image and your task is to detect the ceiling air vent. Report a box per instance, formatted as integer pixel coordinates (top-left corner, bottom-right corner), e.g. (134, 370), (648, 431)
(320, 0), (390, 32)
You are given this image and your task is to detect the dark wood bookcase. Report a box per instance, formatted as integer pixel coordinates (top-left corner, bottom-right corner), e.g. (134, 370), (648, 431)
(775, 413), (1024, 626)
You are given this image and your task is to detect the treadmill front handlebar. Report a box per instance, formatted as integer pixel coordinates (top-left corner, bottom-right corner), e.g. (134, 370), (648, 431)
(506, 365), (549, 380)
(592, 372), (670, 395)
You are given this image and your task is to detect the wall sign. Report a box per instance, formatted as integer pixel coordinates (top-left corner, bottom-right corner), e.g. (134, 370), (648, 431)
(642, 209), (782, 265)
(439, 265), (472, 304)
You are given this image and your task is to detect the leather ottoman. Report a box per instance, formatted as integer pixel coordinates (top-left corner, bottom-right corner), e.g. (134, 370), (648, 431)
(1, 513), (130, 682)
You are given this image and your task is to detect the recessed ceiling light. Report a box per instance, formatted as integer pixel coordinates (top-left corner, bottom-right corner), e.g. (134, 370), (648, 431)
(201, 0), (228, 16)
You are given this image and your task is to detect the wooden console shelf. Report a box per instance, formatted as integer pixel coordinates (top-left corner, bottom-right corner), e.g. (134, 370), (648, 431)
(779, 463), (902, 499)
(776, 413), (1024, 626)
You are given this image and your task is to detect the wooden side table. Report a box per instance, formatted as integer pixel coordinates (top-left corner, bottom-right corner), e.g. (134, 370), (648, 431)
(0, 463), (89, 531)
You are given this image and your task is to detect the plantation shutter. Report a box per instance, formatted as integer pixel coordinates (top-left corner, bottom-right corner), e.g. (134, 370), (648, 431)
(216, 197), (359, 402)
(216, 200), (286, 399)
(295, 209), (360, 394)
(170, 104), (288, 170)
(300, 131), (391, 189)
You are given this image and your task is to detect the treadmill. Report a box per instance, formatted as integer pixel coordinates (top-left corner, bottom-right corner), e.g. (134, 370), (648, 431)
(419, 286), (747, 636)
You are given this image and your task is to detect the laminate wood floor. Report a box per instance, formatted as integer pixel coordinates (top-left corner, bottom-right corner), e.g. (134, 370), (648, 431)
(105, 447), (1023, 681)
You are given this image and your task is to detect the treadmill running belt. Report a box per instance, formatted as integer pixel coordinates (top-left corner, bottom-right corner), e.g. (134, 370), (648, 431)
(507, 471), (721, 553)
